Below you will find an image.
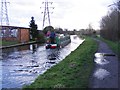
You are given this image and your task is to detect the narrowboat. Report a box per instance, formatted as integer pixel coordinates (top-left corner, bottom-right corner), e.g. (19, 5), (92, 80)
(45, 34), (71, 49)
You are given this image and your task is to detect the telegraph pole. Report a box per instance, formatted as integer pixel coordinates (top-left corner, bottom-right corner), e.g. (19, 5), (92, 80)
(40, 0), (54, 29)
(0, 0), (10, 26)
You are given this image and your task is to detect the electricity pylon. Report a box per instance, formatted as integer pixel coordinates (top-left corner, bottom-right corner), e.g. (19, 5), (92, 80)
(40, 0), (54, 29)
(0, 0), (10, 26)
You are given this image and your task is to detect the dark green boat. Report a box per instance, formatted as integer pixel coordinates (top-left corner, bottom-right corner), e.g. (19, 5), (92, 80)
(45, 34), (71, 49)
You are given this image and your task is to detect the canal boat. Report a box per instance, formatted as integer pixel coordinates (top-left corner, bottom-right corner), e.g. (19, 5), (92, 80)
(45, 34), (71, 49)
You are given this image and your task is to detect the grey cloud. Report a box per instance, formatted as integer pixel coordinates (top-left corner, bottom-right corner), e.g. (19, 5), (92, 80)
(11, 0), (35, 6)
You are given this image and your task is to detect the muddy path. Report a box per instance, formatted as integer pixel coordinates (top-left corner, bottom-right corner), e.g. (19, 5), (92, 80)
(89, 39), (119, 88)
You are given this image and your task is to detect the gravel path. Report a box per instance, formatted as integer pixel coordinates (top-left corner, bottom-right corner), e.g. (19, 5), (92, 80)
(89, 39), (119, 88)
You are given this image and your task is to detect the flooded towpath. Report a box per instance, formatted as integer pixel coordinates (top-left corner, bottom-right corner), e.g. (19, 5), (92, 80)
(89, 39), (119, 88)
(0, 35), (84, 89)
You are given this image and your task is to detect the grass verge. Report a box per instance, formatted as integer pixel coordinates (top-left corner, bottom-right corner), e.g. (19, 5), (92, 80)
(100, 38), (119, 55)
(23, 37), (98, 89)
(0, 40), (19, 47)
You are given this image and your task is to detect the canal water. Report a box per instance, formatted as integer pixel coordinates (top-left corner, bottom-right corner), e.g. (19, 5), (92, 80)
(0, 35), (85, 89)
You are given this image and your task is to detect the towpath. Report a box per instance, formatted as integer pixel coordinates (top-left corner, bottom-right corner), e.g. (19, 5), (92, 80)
(89, 38), (119, 89)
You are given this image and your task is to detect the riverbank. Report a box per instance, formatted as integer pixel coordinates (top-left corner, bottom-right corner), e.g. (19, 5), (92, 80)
(99, 38), (119, 55)
(0, 40), (43, 49)
(0, 40), (19, 47)
(23, 37), (98, 89)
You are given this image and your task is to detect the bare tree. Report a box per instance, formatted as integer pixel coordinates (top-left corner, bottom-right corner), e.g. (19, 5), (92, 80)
(100, 2), (119, 41)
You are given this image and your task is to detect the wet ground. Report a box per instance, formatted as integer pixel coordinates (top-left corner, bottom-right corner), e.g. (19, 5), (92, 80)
(89, 39), (119, 88)
(0, 35), (84, 89)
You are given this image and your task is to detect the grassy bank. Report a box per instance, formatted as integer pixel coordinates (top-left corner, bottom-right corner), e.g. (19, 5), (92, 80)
(100, 38), (119, 55)
(23, 37), (98, 89)
(0, 40), (19, 46)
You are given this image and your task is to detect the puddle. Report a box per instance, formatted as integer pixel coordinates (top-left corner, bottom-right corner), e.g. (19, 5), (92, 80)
(95, 53), (115, 57)
(94, 68), (110, 80)
(94, 53), (111, 80)
(94, 53), (109, 65)
(94, 58), (109, 65)
(95, 53), (104, 58)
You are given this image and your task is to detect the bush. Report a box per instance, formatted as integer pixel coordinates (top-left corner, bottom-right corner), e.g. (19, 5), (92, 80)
(37, 33), (46, 43)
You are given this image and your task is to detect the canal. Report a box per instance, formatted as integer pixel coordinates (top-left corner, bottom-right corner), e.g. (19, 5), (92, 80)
(0, 35), (84, 89)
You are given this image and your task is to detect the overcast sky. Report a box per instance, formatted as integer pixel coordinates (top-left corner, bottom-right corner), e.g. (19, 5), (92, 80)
(2, 0), (115, 30)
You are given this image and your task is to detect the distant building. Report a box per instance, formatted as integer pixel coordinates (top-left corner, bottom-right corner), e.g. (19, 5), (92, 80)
(0, 25), (30, 43)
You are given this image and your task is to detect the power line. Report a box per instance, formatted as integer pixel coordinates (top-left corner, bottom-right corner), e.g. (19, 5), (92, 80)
(40, 0), (54, 29)
(0, 0), (10, 26)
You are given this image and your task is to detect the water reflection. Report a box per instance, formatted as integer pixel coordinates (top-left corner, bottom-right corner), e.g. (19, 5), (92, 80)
(93, 53), (110, 80)
(94, 68), (110, 80)
(30, 44), (38, 54)
(46, 49), (60, 65)
(1, 35), (85, 88)
(1, 45), (31, 60)
(47, 49), (60, 60)
(94, 53), (109, 65)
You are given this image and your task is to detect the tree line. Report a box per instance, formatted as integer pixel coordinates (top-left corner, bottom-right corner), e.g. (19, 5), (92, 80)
(100, 1), (120, 41)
